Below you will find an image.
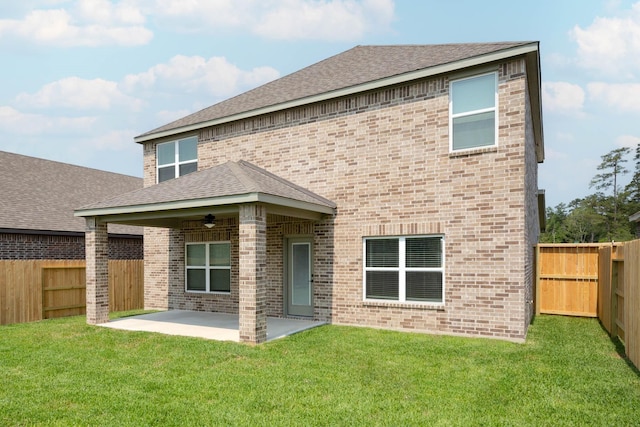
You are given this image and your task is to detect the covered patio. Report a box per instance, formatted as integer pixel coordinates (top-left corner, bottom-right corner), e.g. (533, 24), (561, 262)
(99, 310), (325, 342)
(75, 160), (336, 345)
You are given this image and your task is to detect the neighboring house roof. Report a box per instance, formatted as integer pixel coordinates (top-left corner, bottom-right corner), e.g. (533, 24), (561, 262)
(0, 151), (143, 236)
(136, 42), (540, 143)
(76, 160), (336, 220)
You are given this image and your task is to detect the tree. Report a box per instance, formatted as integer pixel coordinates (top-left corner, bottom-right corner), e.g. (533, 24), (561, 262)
(539, 203), (569, 243)
(540, 145), (640, 244)
(589, 147), (631, 240)
(565, 196), (605, 242)
(625, 143), (640, 212)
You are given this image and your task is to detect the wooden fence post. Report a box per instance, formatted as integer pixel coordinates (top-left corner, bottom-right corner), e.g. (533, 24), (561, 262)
(611, 256), (619, 340)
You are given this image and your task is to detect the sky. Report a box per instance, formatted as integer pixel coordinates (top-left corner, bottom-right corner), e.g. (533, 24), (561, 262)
(0, 0), (638, 208)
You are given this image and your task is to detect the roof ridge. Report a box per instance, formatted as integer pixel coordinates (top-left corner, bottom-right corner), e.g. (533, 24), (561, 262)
(0, 150), (141, 180)
(357, 41), (531, 47)
(226, 161), (259, 193)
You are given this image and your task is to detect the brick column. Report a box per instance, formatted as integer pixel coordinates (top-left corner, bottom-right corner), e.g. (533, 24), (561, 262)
(238, 204), (267, 344)
(85, 217), (109, 325)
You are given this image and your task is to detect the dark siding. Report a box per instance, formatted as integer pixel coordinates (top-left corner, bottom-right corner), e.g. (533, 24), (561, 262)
(0, 233), (143, 260)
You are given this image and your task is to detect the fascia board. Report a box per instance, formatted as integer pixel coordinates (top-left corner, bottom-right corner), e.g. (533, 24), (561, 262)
(74, 193), (335, 218)
(74, 194), (260, 217)
(256, 194), (336, 215)
(135, 43), (539, 144)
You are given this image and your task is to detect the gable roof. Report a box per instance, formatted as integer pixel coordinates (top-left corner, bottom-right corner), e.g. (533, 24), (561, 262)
(75, 160), (335, 218)
(0, 151), (143, 236)
(136, 42), (539, 143)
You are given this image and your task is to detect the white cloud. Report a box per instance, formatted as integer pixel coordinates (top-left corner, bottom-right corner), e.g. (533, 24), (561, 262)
(254, 0), (395, 41)
(570, 2), (640, 77)
(151, 0), (249, 29)
(16, 77), (144, 111)
(542, 81), (585, 114)
(87, 129), (139, 151)
(74, 0), (146, 25)
(151, 0), (394, 41)
(0, 0), (392, 45)
(616, 134), (640, 148)
(122, 55), (280, 97)
(0, 2), (152, 46)
(0, 106), (95, 135)
(587, 82), (640, 112)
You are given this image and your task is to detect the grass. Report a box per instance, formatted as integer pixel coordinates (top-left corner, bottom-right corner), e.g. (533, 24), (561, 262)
(1, 314), (639, 426)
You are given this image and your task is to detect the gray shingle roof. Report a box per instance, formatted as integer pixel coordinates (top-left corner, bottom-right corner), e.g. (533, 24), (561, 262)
(77, 160), (336, 211)
(138, 42), (533, 138)
(0, 151), (143, 235)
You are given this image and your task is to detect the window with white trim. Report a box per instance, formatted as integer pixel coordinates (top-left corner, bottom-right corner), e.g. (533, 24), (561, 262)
(157, 136), (198, 183)
(363, 236), (444, 303)
(185, 242), (231, 293)
(450, 72), (497, 152)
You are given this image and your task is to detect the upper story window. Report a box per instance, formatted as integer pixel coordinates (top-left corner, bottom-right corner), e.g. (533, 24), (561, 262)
(449, 72), (497, 152)
(363, 235), (444, 304)
(156, 136), (198, 183)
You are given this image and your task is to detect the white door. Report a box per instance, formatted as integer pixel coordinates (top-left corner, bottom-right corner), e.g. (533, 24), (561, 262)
(287, 238), (313, 317)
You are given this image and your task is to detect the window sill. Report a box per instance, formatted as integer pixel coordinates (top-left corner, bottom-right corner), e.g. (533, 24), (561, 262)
(449, 145), (497, 158)
(363, 300), (445, 311)
(185, 291), (231, 296)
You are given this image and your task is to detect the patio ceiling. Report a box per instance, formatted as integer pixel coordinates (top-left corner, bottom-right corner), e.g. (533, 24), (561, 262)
(74, 160), (336, 228)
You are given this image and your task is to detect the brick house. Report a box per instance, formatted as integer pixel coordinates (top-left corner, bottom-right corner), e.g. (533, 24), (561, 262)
(0, 151), (143, 260)
(76, 42), (545, 344)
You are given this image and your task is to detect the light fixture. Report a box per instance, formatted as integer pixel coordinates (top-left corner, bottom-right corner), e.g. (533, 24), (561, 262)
(203, 214), (215, 228)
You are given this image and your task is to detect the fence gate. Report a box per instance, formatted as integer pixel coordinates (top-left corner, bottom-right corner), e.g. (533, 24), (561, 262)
(42, 264), (86, 319)
(536, 244), (600, 317)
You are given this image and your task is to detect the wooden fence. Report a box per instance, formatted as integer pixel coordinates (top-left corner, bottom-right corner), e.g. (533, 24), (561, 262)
(0, 259), (144, 325)
(624, 241), (640, 370)
(535, 242), (640, 371)
(600, 241), (640, 370)
(597, 245), (624, 340)
(535, 244), (601, 317)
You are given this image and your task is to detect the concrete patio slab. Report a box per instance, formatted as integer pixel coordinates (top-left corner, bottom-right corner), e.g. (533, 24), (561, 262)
(98, 310), (325, 342)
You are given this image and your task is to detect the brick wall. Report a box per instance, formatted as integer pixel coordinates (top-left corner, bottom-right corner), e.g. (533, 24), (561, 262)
(142, 58), (541, 341)
(524, 81), (542, 329)
(0, 232), (142, 260)
(143, 228), (170, 310)
(164, 216), (326, 319)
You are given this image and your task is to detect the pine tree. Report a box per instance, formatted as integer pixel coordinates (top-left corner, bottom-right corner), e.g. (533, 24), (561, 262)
(589, 147), (631, 240)
(625, 143), (640, 209)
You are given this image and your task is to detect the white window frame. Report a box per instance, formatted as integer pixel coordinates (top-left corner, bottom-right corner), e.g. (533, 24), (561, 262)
(156, 136), (198, 183)
(185, 241), (231, 294)
(362, 235), (445, 304)
(449, 72), (498, 153)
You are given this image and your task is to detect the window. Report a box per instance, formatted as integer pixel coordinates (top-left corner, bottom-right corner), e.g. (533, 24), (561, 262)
(185, 242), (231, 293)
(157, 136), (198, 183)
(363, 236), (444, 303)
(450, 72), (497, 151)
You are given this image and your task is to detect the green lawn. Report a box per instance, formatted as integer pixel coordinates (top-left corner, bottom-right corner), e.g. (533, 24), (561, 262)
(1, 314), (639, 426)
